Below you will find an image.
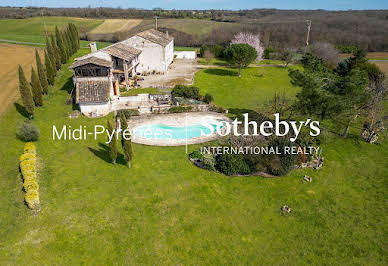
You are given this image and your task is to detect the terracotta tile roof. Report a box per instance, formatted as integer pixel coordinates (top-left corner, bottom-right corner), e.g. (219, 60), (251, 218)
(76, 79), (110, 104)
(69, 56), (112, 69)
(101, 43), (142, 61)
(135, 29), (173, 47)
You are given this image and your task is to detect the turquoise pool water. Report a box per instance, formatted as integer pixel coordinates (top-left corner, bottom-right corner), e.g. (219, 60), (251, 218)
(135, 123), (220, 140)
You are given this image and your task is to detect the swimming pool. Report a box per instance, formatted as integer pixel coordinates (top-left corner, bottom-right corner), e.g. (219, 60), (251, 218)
(134, 123), (221, 140)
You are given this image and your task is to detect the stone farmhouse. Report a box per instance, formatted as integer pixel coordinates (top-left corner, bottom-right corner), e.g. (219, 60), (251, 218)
(69, 29), (174, 116)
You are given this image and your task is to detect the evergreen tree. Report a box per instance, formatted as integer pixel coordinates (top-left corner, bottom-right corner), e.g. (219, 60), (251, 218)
(63, 30), (71, 59)
(18, 65), (34, 118)
(120, 113), (133, 168)
(107, 120), (118, 165)
(35, 49), (49, 94)
(44, 50), (55, 85)
(55, 26), (67, 64)
(30, 67), (43, 107)
(50, 35), (61, 70)
(45, 36), (57, 74)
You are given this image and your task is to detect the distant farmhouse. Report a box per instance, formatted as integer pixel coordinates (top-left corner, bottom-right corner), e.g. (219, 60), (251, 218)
(69, 29), (174, 116)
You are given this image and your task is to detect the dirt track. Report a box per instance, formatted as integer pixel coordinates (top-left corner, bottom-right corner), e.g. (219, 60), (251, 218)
(0, 43), (43, 119)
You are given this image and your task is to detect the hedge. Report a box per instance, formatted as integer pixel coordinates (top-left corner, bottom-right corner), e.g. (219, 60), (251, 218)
(19, 142), (40, 210)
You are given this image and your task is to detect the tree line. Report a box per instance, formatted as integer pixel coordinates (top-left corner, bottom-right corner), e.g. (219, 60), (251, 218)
(18, 23), (80, 119)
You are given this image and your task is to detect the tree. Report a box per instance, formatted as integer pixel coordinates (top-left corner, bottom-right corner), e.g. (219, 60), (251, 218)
(55, 26), (67, 64)
(18, 65), (34, 118)
(204, 50), (214, 64)
(35, 49), (49, 94)
(199, 44), (209, 58)
(224, 43), (257, 77)
(44, 50), (55, 85)
(279, 48), (295, 67)
(45, 36), (57, 74)
(30, 67), (43, 107)
(50, 35), (61, 70)
(120, 113), (133, 168)
(107, 120), (118, 165)
(231, 32), (264, 61)
(307, 42), (340, 68)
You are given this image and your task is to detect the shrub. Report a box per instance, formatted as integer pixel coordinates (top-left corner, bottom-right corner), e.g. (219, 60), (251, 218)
(266, 137), (298, 176)
(171, 85), (201, 100)
(21, 164), (35, 176)
(168, 106), (193, 113)
(20, 142), (40, 210)
(17, 121), (40, 142)
(118, 109), (139, 119)
(25, 190), (40, 210)
(204, 93), (214, 104)
(20, 152), (36, 162)
(200, 44), (209, 57)
(21, 171), (37, 182)
(189, 150), (203, 159)
(24, 142), (36, 154)
(20, 159), (36, 169)
(23, 179), (39, 191)
(202, 153), (216, 171)
(263, 47), (275, 59)
(215, 153), (251, 176)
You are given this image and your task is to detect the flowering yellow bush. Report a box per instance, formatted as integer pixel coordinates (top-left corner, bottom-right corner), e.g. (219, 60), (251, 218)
(24, 142), (36, 155)
(25, 190), (40, 210)
(20, 152), (36, 162)
(20, 159), (36, 169)
(20, 142), (40, 210)
(21, 164), (35, 175)
(23, 179), (39, 191)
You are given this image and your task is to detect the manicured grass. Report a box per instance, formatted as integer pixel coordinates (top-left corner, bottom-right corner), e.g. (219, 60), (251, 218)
(259, 59), (286, 65)
(0, 16), (103, 44)
(0, 49), (387, 264)
(195, 66), (301, 110)
(197, 58), (230, 66)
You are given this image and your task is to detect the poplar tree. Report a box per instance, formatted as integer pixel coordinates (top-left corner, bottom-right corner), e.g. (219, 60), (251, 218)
(120, 113), (133, 168)
(50, 35), (61, 70)
(55, 26), (67, 63)
(18, 65), (34, 118)
(107, 120), (118, 165)
(35, 49), (49, 94)
(44, 50), (55, 85)
(30, 67), (43, 107)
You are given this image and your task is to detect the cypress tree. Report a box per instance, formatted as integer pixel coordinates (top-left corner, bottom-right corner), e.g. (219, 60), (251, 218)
(35, 49), (49, 95)
(120, 113), (133, 168)
(30, 67), (43, 107)
(50, 35), (61, 70)
(55, 26), (67, 64)
(63, 30), (71, 59)
(45, 36), (56, 74)
(44, 50), (55, 85)
(107, 120), (118, 165)
(18, 65), (34, 118)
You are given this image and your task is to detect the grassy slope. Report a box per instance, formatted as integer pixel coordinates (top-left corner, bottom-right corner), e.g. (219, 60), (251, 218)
(0, 49), (387, 264)
(0, 16), (103, 44)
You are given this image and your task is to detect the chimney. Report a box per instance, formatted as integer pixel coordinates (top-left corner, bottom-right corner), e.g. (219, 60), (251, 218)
(90, 42), (97, 53)
(166, 30), (169, 39)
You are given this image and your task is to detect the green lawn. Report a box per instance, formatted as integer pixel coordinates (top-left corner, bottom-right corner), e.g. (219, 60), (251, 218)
(0, 16), (103, 44)
(195, 66), (301, 110)
(0, 49), (387, 264)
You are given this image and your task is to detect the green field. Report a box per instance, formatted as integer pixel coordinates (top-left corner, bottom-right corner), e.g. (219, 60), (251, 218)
(0, 16), (103, 44)
(0, 49), (387, 264)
